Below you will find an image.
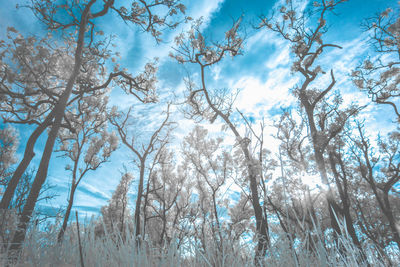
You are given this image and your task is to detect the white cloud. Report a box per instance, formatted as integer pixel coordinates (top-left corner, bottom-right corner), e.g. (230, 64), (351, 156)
(234, 68), (298, 116)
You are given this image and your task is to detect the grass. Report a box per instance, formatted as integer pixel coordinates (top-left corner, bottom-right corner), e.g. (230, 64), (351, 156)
(0, 211), (397, 266)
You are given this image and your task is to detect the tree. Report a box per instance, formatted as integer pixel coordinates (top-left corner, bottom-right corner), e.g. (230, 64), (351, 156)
(170, 18), (271, 262)
(56, 92), (118, 242)
(5, 0), (186, 256)
(327, 131), (366, 255)
(181, 125), (233, 253)
(272, 110), (326, 254)
(109, 104), (174, 240)
(274, 109), (368, 258)
(349, 123), (400, 250)
(0, 29), (74, 211)
(0, 169), (56, 252)
(144, 148), (191, 248)
(349, 2), (400, 257)
(227, 192), (254, 243)
(100, 172), (134, 239)
(259, 0), (365, 257)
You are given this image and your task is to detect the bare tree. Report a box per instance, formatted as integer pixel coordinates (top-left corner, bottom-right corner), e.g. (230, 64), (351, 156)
(109, 104), (174, 240)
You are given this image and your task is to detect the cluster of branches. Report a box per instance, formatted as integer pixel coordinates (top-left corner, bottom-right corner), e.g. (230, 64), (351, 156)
(0, 0), (187, 262)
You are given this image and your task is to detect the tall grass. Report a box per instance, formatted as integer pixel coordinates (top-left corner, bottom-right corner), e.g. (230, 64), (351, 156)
(0, 215), (397, 266)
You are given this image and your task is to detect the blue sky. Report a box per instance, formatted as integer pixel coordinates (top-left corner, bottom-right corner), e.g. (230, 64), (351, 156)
(0, 0), (398, 220)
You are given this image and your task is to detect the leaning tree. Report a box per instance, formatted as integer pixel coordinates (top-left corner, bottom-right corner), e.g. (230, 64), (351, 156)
(3, 0), (187, 257)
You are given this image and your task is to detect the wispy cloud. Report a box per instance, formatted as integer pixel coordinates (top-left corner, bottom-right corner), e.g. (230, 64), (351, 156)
(77, 182), (111, 203)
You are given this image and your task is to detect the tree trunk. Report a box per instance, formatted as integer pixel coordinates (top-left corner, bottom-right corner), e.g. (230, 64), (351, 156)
(159, 207), (167, 246)
(142, 174), (152, 237)
(245, 146), (269, 262)
(0, 111), (55, 210)
(57, 184), (77, 243)
(134, 162), (145, 239)
(211, 191), (223, 251)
